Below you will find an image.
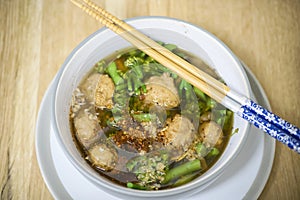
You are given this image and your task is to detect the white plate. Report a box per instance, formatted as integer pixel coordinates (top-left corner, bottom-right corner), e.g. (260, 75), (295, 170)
(35, 63), (275, 200)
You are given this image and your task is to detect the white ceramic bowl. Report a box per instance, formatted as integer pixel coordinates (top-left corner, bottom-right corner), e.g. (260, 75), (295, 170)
(52, 16), (251, 199)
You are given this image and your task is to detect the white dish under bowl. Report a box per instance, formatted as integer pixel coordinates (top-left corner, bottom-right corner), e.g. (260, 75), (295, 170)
(35, 62), (275, 200)
(52, 17), (252, 199)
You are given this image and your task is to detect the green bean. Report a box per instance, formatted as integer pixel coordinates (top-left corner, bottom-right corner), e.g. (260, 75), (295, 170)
(133, 78), (145, 95)
(179, 80), (194, 99)
(205, 98), (217, 111)
(113, 91), (127, 106)
(179, 79), (189, 91)
(132, 65), (143, 78)
(106, 62), (123, 85)
(154, 63), (171, 73)
(174, 52), (187, 59)
(173, 172), (199, 187)
(140, 84), (147, 93)
(223, 110), (233, 131)
(144, 56), (155, 65)
(185, 86), (194, 101)
(128, 49), (139, 56)
(127, 182), (147, 190)
(156, 41), (164, 45)
(132, 113), (155, 122)
(162, 159), (201, 184)
(195, 143), (207, 157)
(178, 80), (186, 97)
(163, 43), (177, 51)
(114, 83), (127, 91)
(198, 101), (206, 112)
(128, 50), (146, 58)
(127, 75), (133, 92)
(194, 87), (207, 102)
(207, 148), (220, 157)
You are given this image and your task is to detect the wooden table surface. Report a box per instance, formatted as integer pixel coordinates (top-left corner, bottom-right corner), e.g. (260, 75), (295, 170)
(1, 0), (299, 199)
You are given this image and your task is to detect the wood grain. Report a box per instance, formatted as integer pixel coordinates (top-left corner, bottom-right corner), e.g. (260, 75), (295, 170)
(0, 0), (299, 199)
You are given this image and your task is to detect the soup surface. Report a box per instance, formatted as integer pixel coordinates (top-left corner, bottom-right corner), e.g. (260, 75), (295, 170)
(69, 43), (234, 190)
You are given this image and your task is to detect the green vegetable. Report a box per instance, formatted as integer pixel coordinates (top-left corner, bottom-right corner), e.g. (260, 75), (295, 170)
(223, 110), (233, 131)
(106, 62), (123, 85)
(111, 76), (130, 122)
(151, 63), (171, 73)
(132, 77), (145, 95)
(123, 56), (147, 95)
(173, 172), (199, 187)
(179, 79), (185, 92)
(126, 151), (169, 189)
(178, 80), (200, 119)
(231, 128), (239, 136)
(163, 43), (177, 51)
(114, 83), (127, 91)
(210, 109), (233, 132)
(124, 56), (144, 69)
(132, 65), (143, 78)
(106, 119), (121, 130)
(111, 101), (126, 118)
(174, 52), (187, 59)
(127, 182), (147, 190)
(195, 143), (208, 157)
(198, 101), (206, 112)
(162, 159), (201, 184)
(207, 148), (220, 157)
(94, 60), (106, 73)
(213, 109), (227, 126)
(128, 50), (146, 58)
(206, 98), (217, 110)
(128, 81), (147, 95)
(127, 75), (133, 92)
(132, 113), (156, 122)
(194, 87), (207, 102)
(140, 84), (147, 93)
(144, 56), (155, 65)
(156, 41), (164, 45)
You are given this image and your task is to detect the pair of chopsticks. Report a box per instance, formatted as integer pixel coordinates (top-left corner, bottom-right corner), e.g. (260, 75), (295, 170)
(70, 0), (300, 153)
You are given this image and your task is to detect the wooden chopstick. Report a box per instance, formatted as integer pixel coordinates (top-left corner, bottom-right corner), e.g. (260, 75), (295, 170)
(70, 0), (227, 103)
(70, 0), (300, 154)
(83, 0), (230, 95)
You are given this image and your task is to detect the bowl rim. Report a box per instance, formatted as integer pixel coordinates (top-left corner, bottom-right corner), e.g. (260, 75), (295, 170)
(52, 16), (251, 197)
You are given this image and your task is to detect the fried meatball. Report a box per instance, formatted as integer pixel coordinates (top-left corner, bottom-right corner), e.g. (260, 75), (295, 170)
(80, 73), (101, 103)
(198, 121), (223, 148)
(74, 109), (100, 147)
(94, 74), (115, 109)
(144, 73), (180, 109)
(87, 143), (118, 171)
(161, 114), (196, 151)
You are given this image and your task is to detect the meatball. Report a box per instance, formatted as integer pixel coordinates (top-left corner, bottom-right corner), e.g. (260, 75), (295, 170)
(74, 109), (100, 147)
(87, 143), (118, 171)
(144, 73), (180, 109)
(80, 73), (101, 103)
(94, 74), (115, 109)
(160, 114), (196, 152)
(198, 121), (223, 148)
